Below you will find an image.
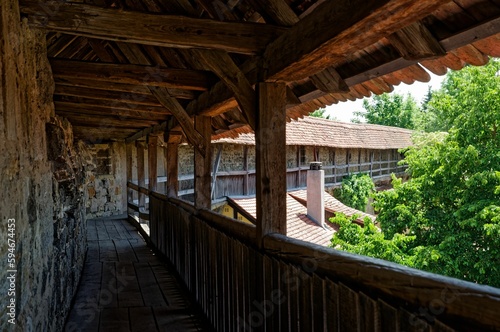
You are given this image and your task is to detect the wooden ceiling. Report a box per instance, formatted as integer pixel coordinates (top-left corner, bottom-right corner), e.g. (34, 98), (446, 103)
(19, 0), (500, 143)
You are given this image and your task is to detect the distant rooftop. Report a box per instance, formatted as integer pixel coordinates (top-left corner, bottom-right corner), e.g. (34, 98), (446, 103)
(213, 116), (413, 150)
(231, 189), (375, 247)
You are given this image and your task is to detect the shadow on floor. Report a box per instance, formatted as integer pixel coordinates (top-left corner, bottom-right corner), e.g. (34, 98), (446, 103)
(64, 218), (211, 332)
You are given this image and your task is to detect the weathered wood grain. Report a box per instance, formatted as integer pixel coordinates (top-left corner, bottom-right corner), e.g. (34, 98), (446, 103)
(20, 0), (287, 54)
(255, 82), (287, 239)
(388, 21), (446, 60)
(50, 58), (212, 91)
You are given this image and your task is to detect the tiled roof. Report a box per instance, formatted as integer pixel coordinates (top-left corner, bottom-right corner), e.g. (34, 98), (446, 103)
(231, 190), (375, 247)
(213, 116), (413, 149)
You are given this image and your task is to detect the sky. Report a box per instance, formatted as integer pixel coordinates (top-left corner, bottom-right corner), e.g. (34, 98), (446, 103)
(325, 71), (447, 122)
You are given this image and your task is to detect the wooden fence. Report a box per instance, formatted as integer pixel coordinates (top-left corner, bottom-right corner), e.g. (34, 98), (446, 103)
(174, 158), (405, 199)
(127, 182), (500, 331)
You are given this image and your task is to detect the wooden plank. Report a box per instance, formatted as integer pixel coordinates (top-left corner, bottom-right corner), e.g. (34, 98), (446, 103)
(54, 96), (170, 114)
(359, 292), (379, 331)
(130, 307), (157, 332)
(339, 283), (360, 331)
(54, 85), (163, 107)
(55, 77), (197, 100)
(99, 308), (129, 331)
(256, 82), (287, 239)
(50, 58), (211, 91)
(194, 116), (212, 209)
(115, 261), (143, 307)
(148, 135), (158, 192)
(312, 274), (326, 332)
(20, 0), (287, 55)
(378, 299), (400, 331)
(388, 21), (446, 60)
(57, 114), (159, 129)
(56, 104), (169, 122)
(99, 240), (118, 262)
(192, 49), (257, 131)
(113, 239), (138, 262)
(134, 262), (167, 306)
(99, 262), (118, 307)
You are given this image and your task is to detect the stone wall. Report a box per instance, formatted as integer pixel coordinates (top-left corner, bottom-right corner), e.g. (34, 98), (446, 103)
(0, 3), (87, 331)
(84, 142), (127, 218)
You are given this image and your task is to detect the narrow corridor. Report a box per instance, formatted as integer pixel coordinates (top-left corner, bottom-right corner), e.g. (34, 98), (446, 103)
(65, 218), (210, 331)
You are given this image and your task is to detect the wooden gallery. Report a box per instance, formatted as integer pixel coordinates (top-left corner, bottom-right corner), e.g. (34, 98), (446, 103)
(1, 0), (500, 331)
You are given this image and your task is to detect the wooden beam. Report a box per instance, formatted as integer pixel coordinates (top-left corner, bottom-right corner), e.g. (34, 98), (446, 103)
(166, 137), (180, 198)
(136, 141), (146, 209)
(256, 82), (287, 241)
(54, 97), (170, 115)
(388, 21), (446, 60)
(55, 106), (169, 121)
(150, 87), (207, 157)
(54, 85), (163, 107)
(262, 0), (452, 82)
(309, 66), (349, 93)
(60, 114), (159, 129)
(115, 43), (208, 156)
(194, 116), (212, 209)
(20, 0), (286, 55)
(192, 49), (257, 130)
(148, 135), (159, 193)
(50, 58), (212, 91)
(54, 77), (197, 100)
(246, 0), (299, 26)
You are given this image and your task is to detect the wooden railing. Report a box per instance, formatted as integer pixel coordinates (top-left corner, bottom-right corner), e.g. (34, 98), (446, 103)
(173, 158), (406, 198)
(127, 183), (500, 331)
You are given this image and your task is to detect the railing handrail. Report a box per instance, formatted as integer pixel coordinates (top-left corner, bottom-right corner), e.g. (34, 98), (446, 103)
(263, 233), (500, 329)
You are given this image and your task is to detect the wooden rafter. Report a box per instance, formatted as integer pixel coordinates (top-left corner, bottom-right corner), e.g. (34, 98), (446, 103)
(387, 21), (446, 60)
(50, 58), (213, 91)
(262, 0), (452, 82)
(116, 43), (208, 157)
(192, 49), (257, 130)
(54, 77), (197, 100)
(20, 0), (287, 55)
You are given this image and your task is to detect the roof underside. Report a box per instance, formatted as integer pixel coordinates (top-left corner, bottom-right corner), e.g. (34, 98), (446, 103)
(19, 0), (500, 143)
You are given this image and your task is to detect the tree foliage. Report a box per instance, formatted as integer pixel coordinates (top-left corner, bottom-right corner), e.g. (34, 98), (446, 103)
(331, 59), (500, 287)
(310, 108), (331, 119)
(334, 173), (375, 212)
(353, 93), (420, 129)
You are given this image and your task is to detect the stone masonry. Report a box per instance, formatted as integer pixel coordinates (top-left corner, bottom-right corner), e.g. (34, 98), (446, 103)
(1, 2), (87, 331)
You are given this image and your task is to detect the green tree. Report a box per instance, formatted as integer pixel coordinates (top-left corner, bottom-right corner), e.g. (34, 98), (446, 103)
(310, 108), (331, 119)
(331, 59), (500, 287)
(334, 173), (375, 212)
(353, 93), (420, 129)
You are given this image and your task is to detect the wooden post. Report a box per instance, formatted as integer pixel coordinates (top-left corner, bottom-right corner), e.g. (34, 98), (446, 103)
(126, 143), (133, 206)
(211, 145), (223, 200)
(358, 149), (361, 174)
(148, 135), (158, 193)
(166, 138), (180, 198)
(243, 145), (249, 196)
(256, 82), (287, 240)
(346, 149), (350, 176)
(296, 146), (300, 188)
(194, 115), (212, 209)
(369, 151), (374, 178)
(136, 141), (146, 209)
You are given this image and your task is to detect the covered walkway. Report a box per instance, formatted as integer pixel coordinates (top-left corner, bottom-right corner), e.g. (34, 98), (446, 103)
(64, 218), (210, 332)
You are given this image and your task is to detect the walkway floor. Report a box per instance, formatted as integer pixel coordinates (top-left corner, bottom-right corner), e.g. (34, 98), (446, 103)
(65, 218), (210, 332)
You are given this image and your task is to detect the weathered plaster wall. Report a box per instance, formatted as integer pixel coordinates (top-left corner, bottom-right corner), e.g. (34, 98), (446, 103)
(1, 3), (87, 331)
